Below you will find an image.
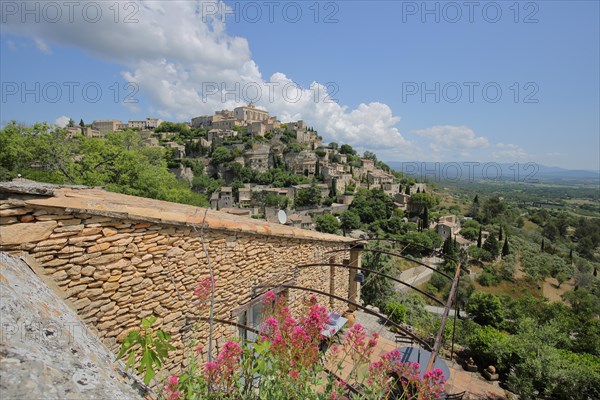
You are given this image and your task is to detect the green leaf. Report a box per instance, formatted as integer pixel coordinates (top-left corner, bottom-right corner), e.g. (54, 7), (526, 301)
(127, 351), (136, 369)
(143, 365), (156, 385)
(141, 316), (157, 329)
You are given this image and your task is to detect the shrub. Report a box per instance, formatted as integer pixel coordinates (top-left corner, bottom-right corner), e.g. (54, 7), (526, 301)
(477, 271), (500, 286)
(464, 324), (514, 370)
(466, 291), (504, 327)
(384, 300), (407, 324)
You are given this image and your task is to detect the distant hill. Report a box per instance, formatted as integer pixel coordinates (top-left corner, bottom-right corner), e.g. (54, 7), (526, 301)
(385, 161), (600, 184)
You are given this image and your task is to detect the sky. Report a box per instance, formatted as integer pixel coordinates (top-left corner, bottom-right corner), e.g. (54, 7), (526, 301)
(1, 0), (599, 171)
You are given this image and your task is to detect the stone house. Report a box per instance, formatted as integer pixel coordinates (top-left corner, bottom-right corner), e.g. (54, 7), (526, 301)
(367, 170), (393, 188)
(361, 159), (375, 171)
(234, 103), (269, 123)
(207, 129), (237, 144)
(92, 120), (121, 133)
(238, 187), (252, 208)
(434, 216), (460, 241)
(247, 117), (280, 137)
(210, 187), (234, 210)
(163, 142), (186, 159)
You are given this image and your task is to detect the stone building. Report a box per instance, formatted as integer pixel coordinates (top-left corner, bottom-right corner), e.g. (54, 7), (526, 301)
(234, 103), (269, 122)
(128, 118), (163, 130)
(207, 129), (237, 143)
(0, 179), (362, 375)
(163, 141), (186, 159)
(92, 120), (121, 133)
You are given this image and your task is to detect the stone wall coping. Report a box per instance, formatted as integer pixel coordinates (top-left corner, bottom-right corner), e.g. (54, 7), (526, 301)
(1, 180), (356, 244)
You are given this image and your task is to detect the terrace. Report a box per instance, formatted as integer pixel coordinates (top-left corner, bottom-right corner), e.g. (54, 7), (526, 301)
(322, 310), (509, 399)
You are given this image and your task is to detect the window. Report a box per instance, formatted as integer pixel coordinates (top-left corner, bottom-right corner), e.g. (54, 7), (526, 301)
(238, 301), (265, 342)
(235, 289), (287, 342)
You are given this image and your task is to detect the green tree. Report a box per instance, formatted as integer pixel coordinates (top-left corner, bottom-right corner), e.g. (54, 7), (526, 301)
(468, 194), (480, 218)
(67, 118), (75, 127)
(79, 118), (85, 127)
(348, 188), (395, 225)
(211, 146), (232, 166)
(502, 237), (510, 257)
(477, 227), (483, 248)
(361, 242), (396, 310)
(329, 178), (337, 198)
(482, 196), (505, 223)
(482, 232), (500, 258)
(466, 291), (505, 327)
(422, 205), (429, 230)
(408, 192), (438, 214)
(294, 183), (321, 207)
(340, 210), (361, 236)
(363, 150), (377, 162)
(315, 214), (340, 234)
(460, 227), (479, 241)
(339, 144), (356, 155)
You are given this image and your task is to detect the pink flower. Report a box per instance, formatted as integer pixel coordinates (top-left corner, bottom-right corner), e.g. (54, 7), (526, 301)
(289, 370), (299, 379)
(164, 375), (181, 400)
(193, 276), (212, 301)
(263, 291), (277, 303)
(195, 345), (203, 355)
(205, 361), (217, 374)
(263, 317), (279, 332)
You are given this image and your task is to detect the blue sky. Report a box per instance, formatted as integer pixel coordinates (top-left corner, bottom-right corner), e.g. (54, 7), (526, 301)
(1, 0), (599, 170)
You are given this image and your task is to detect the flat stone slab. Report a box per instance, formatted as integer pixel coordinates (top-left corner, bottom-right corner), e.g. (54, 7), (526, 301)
(0, 252), (145, 400)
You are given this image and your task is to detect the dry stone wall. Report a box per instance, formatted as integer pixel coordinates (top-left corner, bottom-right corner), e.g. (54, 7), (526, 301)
(0, 181), (358, 375)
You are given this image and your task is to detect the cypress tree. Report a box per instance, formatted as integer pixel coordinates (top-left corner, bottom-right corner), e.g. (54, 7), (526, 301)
(569, 248), (573, 263)
(443, 236), (451, 254)
(502, 237), (510, 257)
(422, 206), (429, 230)
(477, 227), (482, 248)
(473, 194), (479, 204)
(541, 239), (545, 252)
(498, 226), (503, 241)
(329, 178), (337, 198)
(79, 118), (85, 127)
(405, 185), (411, 195)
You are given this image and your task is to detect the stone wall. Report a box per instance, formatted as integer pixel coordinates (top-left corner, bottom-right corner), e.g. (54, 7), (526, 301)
(0, 180), (360, 375)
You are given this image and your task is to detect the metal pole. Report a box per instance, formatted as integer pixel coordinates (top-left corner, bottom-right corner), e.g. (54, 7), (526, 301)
(425, 261), (461, 372)
(450, 273), (461, 361)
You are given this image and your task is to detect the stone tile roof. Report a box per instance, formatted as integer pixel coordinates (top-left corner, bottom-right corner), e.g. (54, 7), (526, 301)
(0, 180), (354, 243)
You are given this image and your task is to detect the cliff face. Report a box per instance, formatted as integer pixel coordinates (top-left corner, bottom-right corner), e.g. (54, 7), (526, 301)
(0, 252), (144, 400)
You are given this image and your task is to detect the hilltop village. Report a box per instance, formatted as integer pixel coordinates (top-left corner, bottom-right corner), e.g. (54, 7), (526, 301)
(74, 104), (446, 237)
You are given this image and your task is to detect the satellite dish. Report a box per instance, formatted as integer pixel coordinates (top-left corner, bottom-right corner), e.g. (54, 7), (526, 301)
(277, 210), (287, 224)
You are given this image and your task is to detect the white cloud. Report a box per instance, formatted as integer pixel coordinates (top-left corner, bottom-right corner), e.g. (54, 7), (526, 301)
(54, 116), (70, 127)
(492, 143), (528, 160)
(34, 38), (51, 54)
(3, 1), (410, 152)
(412, 125), (489, 158)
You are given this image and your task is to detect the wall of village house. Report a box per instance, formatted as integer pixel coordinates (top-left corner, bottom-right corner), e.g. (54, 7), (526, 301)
(0, 200), (353, 374)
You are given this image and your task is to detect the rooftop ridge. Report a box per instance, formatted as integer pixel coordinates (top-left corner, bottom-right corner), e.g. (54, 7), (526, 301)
(0, 179), (354, 243)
